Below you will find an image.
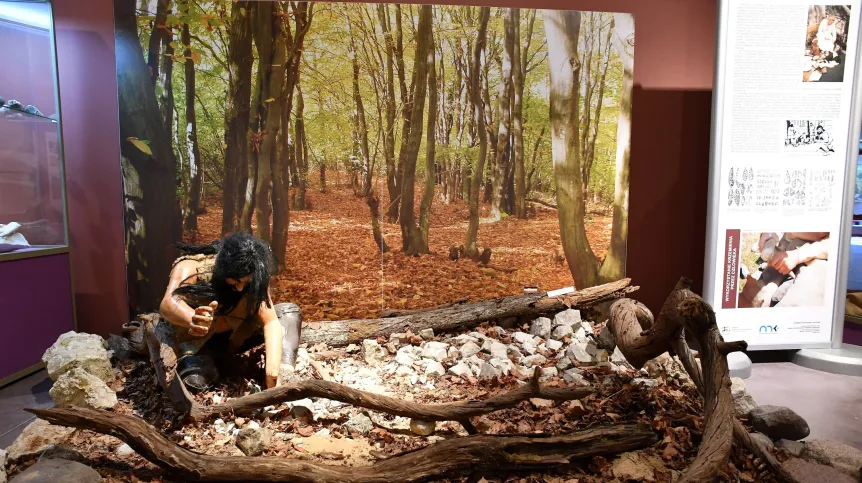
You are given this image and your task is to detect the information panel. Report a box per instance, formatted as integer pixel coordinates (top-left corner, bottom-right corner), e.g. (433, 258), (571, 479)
(705, 0), (862, 349)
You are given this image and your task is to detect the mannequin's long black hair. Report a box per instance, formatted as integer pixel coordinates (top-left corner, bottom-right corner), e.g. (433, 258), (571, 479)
(171, 232), (275, 320)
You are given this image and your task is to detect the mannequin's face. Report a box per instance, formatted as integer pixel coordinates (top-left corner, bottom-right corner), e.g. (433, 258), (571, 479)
(828, 16), (836, 25)
(226, 275), (252, 292)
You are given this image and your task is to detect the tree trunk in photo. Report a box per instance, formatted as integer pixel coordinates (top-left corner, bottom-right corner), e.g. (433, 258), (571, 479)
(272, 2), (312, 271)
(597, 13), (634, 283)
(418, 22), (437, 254)
(491, 10), (515, 220)
(398, 5), (432, 256)
(222, 1), (253, 235)
(156, 7), (174, 135)
(115, 0), (182, 314)
(319, 163), (326, 192)
(147, 0), (170, 85)
(582, 16), (614, 195)
(182, 20), (203, 231)
(377, 4), (400, 224)
(482, 56), (496, 206)
(512, 8), (527, 219)
(386, 4), (411, 223)
(544, 9), (599, 289)
(464, 7), (490, 260)
(578, 13), (595, 175)
(349, 28), (372, 198)
(294, 85), (308, 210)
(251, 2), (279, 242)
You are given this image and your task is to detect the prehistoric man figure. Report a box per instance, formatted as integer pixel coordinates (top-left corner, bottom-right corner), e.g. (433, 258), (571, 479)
(816, 15), (838, 57)
(158, 232), (302, 391)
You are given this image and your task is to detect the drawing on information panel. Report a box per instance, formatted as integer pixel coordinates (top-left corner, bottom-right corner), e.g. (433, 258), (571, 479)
(803, 5), (852, 82)
(727, 167), (754, 208)
(737, 231), (829, 308)
(783, 169), (808, 207)
(808, 169), (836, 209)
(784, 120), (835, 155)
(755, 169), (781, 208)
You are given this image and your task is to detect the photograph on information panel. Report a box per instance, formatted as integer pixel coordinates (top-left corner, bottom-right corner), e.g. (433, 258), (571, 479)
(737, 231), (830, 308)
(803, 5), (852, 82)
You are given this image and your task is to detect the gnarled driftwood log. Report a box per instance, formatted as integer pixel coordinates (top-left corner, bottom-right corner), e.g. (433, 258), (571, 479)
(29, 407), (657, 483)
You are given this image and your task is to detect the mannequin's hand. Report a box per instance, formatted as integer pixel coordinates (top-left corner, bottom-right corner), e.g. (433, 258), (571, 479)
(190, 301), (218, 337)
(265, 365), (280, 389)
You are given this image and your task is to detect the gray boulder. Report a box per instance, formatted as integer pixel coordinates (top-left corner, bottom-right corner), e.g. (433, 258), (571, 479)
(9, 458), (101, 483)
(236, 427), (272, 456)
(776, 439), (805, 457)
(553, 309), (581, 328)
(730, 377), (757, 417)
(530, 317), (551, 338)
(782, 458), (858, 483)
(362, 339), (387, 366)
(5, 419), (75, 464)
(749, 405), (810, 441)
(49, 368), (117, 410)
(42, 331), (113, 382)
(749, 432), (774, 453)
(801, 439), (862, 479)
(344, 413), (374, 436)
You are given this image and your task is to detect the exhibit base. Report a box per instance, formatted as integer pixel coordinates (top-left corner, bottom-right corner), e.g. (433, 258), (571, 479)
(727, 351), (752, 379)
(792, 344), (862, 377)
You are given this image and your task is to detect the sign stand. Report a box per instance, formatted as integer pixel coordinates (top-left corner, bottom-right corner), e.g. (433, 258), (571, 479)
(705, 0), (862, 377)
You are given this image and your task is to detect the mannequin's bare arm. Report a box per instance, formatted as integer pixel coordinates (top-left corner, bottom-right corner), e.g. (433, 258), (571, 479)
(159, 260), (206, 332)
(257, 293), (283, 389)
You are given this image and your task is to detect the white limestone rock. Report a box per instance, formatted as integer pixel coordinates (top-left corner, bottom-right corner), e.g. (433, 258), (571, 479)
(546, 339), (564, 351)
(42, 331), (113, 382)
(424, 360), (446, 376)
(460, 341), (481, 359)
(5, 419), (75, 464)
(553, 309), (582, 328)
(566, 343), (592, 364)
(730, 377), (757, 417)
(421, 342), (449, 362)
(362, 339), (387, 366)
(530, 317), (551, 338)
(49, 367), (117, 409)
(448, 362), (472, 378)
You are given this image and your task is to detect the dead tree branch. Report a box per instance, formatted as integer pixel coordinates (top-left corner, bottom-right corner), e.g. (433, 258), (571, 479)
(28, 407), (656, 483)
(190, 368), (593, 422)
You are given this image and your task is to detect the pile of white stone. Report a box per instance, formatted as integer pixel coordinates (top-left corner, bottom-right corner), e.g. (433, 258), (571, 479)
(41, 331), (118, 410)
(361, 309), (629, 386)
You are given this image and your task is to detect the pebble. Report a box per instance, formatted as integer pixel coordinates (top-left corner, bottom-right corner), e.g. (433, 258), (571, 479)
(409, 419), (436, 436)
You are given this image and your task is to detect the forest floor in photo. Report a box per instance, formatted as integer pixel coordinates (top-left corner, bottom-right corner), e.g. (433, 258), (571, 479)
(186, 175), (612, 322)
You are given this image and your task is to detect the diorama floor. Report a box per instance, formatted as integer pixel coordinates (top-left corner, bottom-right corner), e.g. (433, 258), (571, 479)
(2, 361), (860, 453)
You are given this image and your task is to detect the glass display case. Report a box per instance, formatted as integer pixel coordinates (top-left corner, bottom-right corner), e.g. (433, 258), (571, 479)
(0, 0), (67, 259)
(0, 0), (74, 385)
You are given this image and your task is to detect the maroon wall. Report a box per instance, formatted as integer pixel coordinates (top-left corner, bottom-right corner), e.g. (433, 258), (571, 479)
(53, 0), (129, 336)
(49, 0), (717, 335)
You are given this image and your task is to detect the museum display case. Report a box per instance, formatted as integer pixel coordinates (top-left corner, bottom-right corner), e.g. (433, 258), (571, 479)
(0, 0), (75, 385)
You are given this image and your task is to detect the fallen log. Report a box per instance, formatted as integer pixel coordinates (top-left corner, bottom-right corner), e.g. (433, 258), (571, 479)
(190, 368), (593, 423)
(677, 296), (739, 483)
(28, 407), (657, 483)
(302, 278), (636, 347)
(380, 298), (470, 318)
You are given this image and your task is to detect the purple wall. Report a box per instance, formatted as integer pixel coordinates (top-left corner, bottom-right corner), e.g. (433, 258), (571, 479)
(53, 0), (129, 336)
(0, 254), (74, 377)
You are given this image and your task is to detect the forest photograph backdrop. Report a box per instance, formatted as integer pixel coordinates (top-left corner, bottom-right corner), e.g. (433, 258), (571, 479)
(113, 0), (635, 321)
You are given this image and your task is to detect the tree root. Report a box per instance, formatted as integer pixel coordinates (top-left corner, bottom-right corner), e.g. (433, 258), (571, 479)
(28, 406), (656, 483)
(190, 368), (593, 423)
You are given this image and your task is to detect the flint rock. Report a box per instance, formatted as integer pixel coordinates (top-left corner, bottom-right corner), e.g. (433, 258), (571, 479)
(597, 324), (616, 352)
(236, 427), (272, 456)
(409, 419), (436, 436)
(801, 439), (862, 479)
(448, 362), (472, 377)
(551, 324), (573, 339)
(478, 362), (501, 379)
(566, 343), (592, 364)
(556, 357), (573, 371)
(9, 458), (101, 483)
(424, 360), (446, 376)
(522, 354), (547, 367)
(585, 339), (600, 357)
(749, 405), (810, 441)
(344, 413), (374, 436)
(554, 309), (581, 328)
(362, 339), (386, 366)
(42, 331), (113, 382)
(530, 317), (551, 338)
(545, 339), (563, 351)
(730, 377), (757, 417)
(5, 419), (75, 464)
(421, 342), (449, 362)
(49, 368), (117, 410)
(611, 347), (627, 363)
(563, 368), (588, 385)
